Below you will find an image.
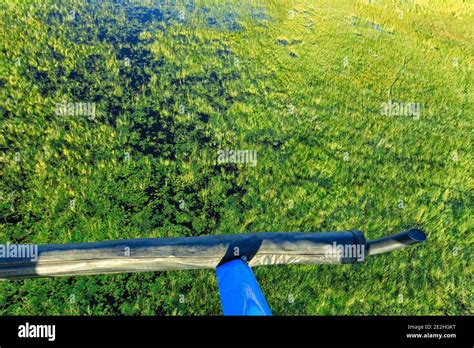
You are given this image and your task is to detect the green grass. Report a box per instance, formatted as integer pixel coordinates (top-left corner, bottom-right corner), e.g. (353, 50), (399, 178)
(0, 0), (472, 315)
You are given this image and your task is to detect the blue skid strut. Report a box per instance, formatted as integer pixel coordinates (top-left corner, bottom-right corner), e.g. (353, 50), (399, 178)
(215, 258), (272, 316)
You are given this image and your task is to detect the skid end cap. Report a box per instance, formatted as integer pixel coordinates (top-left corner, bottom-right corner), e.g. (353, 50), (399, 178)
(407, 229), (427, 243)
